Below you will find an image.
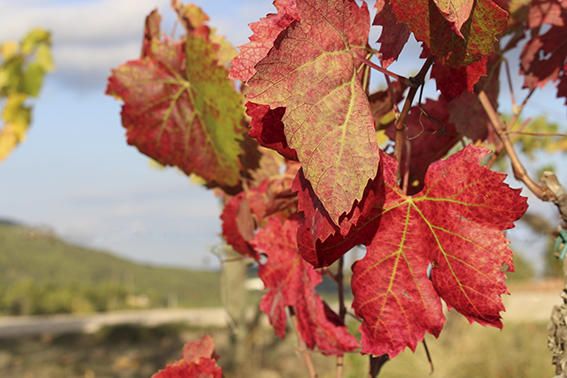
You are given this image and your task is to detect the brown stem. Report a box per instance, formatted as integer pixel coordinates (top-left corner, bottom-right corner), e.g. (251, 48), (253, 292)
(509, 89), (535, 130)
(383, 70), (401, 117)
(369, 355), (389, 378)
(289, 308), (318, 378)
(336, 257), (346, 378)
(478, 91), (554, 201)
(394, 57), (434, 184)
(336, 356), (344, 378)
(485, 89), (535, 169)
(506, 131), (567, 137)
(359, 56), (411, 86)
(422, 339), (434, 374)
(337, 258), (347, 321)
(503, 58), (516, 109)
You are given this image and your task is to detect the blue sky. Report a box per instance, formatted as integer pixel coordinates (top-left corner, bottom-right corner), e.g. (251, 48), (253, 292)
(0, 0), (564, 271)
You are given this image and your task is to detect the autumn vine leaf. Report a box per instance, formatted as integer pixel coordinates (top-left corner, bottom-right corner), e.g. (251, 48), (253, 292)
(294, 168), (384, 267)
(243, 0), (380, 224)
(374, 0), (410, 67)
(246, 102), (298, 161)
(253, 217), (359, 355)
(431, 56), (488, 100)
(352, 146), (528, 357)
(389, 0), (509, 65)
(230, 0), (299, 83)
(432, 0), (475, 37)
(106, 8), (245, 191)
(221, 192), (258, 259)
(520, 0), (566, 104)
(153, 335), (222, 378)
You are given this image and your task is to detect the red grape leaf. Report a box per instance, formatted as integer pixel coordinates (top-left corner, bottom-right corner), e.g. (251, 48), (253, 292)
(220, 170), (298, 258)
(294, 169), (384, 267)
(528, 0), (566, 28)
(352, 146), (527, 357)
(432, 56), (488, 100)
(153, 336), (221, 378)
(230, 0), (299, 82)
(152, 359), (222, 378)
(295, 289), (360, 355)
(521, 14), (567, 92)
(221, 192), (258, 259)
(558, 70), (567, 105)
(374, 0), (411, 67)
(182, 335), (216, 363)
(386, 98), (460, 193)
(432, 0), (475, 37)
(107, 8), (245, 191)
(246, 102), (298, 160)
(390, 0), (508, 65)
(448, 92), (490, 140)
(244, 0), (380, 224)
(253, 217), (358, 354)
(447, 56), (501, 142)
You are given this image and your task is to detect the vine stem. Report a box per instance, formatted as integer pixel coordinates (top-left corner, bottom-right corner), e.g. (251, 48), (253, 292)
(289, 308), (318, 378)
(422, 339), (434, 374)
(369, 355), (389, 378)
(478, 91), (554, 201)
(485, 89), (534, 168)
(358, 56), (412, 86)
(393, 57), (434, 185)
(506, 131), (567, 137)
(336, 257), (346, 378)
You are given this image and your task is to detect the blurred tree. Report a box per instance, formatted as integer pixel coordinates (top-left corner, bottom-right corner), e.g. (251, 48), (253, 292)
(0, 28), (53, 161)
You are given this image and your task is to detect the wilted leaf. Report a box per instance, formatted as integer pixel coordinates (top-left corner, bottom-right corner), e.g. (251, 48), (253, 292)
(107, 8), (245, 191)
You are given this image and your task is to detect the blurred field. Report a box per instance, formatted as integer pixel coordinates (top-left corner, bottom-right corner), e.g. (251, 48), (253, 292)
(0, 222), (221, 315)
(0, 312), (554, 378)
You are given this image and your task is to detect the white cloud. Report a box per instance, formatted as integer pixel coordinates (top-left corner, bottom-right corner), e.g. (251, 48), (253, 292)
(0, 0), (274, 92)
(0, 0), (167, 44)
(0, 0), (168, 91)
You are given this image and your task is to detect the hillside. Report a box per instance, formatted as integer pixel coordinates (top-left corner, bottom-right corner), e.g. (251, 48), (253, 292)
(0, 222), (220, 315)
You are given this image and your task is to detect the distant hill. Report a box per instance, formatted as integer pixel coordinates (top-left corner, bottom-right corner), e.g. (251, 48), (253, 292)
(0, 222), (220, 315)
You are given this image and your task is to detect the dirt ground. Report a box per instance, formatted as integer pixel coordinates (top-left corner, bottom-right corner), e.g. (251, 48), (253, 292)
(0, 280), (562, 378)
